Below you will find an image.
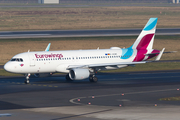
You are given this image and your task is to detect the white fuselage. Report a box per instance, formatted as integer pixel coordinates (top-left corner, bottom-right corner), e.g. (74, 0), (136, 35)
(4, 47), (138, 74)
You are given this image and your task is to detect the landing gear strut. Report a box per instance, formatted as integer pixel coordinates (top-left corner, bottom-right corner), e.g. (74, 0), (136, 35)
(89, 75), (98, 82)
(24, 73), (30, 84)
(89, 68), (98, 82)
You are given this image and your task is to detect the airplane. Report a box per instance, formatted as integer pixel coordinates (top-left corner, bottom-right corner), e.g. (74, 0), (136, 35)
(4, 18), (166, 84)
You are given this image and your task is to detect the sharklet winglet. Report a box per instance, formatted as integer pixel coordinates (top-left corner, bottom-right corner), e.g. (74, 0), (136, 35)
(155, 48), (165, 61)
(45, 43), (51, 51)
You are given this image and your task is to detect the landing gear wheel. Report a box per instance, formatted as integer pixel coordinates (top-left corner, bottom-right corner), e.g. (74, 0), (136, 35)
(24, 73), (30, 84)
(89, 75), (98, 82)
(24, 79), (29, 84)
(66, 74), (73, 82)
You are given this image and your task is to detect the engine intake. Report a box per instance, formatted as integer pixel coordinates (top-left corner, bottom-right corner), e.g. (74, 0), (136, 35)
(69, 69), (90, 80)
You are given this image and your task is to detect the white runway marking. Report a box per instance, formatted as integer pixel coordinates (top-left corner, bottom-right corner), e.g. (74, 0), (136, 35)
(69, 88), (179, 105)
(0, 113), (12, 117)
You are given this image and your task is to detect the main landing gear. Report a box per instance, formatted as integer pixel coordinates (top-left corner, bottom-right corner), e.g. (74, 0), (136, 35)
(25, 73), (30, 84)
(89, 75), (98, 83)
(89, 68), (98, 82)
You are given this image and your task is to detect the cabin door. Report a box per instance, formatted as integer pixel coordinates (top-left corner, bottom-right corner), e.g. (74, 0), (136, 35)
(29, 54), (35, 67)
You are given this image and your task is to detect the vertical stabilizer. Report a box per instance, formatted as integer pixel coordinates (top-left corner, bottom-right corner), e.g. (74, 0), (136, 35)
(132, 18), (158, 50)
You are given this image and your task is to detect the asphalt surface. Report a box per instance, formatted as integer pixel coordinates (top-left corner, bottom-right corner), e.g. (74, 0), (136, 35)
(0, 70), (180, 120)
(1, 28), (180, 39)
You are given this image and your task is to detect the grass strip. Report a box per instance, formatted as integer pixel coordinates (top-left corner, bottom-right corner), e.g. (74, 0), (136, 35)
(0, 36), (179, 65)
(0, 69), (23, 76)
(159, 97), (180, 101)
(1, 6), (180, 31)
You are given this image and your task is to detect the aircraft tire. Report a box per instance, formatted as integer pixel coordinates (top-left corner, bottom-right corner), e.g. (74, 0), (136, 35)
(24, 80), (29, 84)
(89, 76), (98, 82)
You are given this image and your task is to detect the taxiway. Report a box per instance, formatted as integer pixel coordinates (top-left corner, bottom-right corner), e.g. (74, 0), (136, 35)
(0, 70), (180, 120)
(1, 28), (180, 39)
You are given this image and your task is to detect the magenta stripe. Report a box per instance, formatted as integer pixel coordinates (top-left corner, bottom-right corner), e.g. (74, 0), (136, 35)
(133, 34), (154, 62)
(136, 34), (154, 50)
(133, 49), (147, 62)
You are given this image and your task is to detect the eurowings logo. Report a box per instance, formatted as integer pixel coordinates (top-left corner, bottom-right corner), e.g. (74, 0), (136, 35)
(35, 53), (63, 59)
(20, 64), (24, 67)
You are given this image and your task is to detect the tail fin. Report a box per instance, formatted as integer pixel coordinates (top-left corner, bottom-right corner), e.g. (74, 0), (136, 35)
(131, 18), (158, 50)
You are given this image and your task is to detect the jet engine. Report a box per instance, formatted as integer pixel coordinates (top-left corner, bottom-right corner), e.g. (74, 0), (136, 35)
(69, 69), (90, 80)
(34, 73), (52, 78)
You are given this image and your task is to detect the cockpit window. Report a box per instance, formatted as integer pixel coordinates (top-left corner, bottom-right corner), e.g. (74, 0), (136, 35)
(10, 58), (23, 62)
(10, 58), (16, 61)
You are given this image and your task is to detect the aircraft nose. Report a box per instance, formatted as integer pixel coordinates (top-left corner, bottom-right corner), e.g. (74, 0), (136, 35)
(4, 62), (12, 72)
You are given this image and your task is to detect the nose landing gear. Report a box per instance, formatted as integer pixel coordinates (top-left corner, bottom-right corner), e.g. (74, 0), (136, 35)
(25, 73), (30, 84)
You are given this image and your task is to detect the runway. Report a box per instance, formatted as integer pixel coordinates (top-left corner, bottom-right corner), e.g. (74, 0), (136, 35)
(0, 70), (180, 120)
(1, 28), (180, 39)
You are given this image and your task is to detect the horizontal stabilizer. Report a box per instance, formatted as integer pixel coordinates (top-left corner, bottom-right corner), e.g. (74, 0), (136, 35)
(145, 50), (177, 56)
(145, 52), (159, 56)
(163, 51), (177, 53)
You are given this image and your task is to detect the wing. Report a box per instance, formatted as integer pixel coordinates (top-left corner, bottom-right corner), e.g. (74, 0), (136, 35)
(66, 61), (146, 70)
(66, 48), (166, 70)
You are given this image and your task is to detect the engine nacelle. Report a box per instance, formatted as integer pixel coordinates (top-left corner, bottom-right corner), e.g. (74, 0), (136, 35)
(34, 73), (52, 78)
(69, 69), (90, 80)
